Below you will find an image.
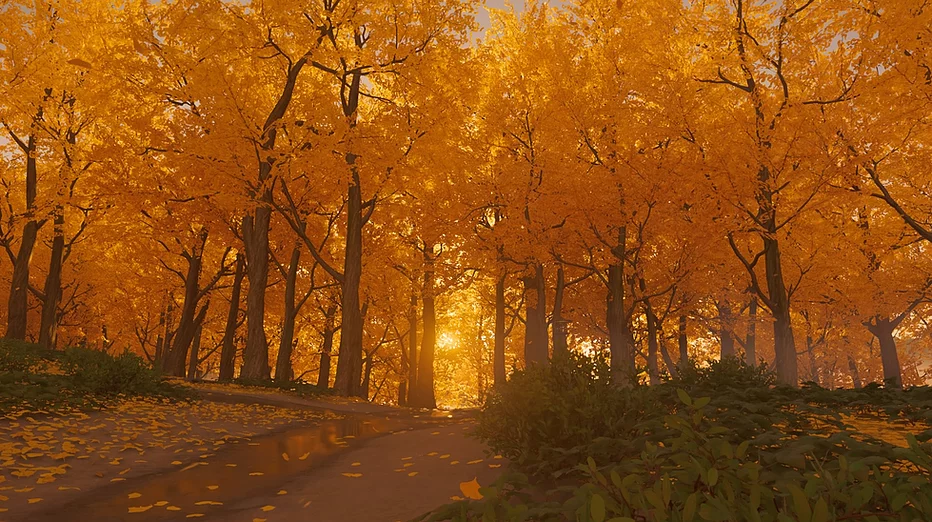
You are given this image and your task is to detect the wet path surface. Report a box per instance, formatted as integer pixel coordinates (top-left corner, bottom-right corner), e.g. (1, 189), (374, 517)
(26, 413), (401, 521)
(18, 392), (501, 522)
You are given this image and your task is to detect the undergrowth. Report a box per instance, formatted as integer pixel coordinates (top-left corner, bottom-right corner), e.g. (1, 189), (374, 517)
(421, 353), (932, 522)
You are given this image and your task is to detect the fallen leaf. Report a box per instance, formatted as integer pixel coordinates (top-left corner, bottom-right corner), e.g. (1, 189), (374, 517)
(249, 472), (264, 476)
(341, 473), (362, 478)
(450, 461), (460, 465)
(403, 463), (414, 468)
(427, 452), (438, 456)
(207, 485), (219, 491)
(489, 464), (501, 468)
(277, 490), (287, 495)
(14, 487), (34, 493)
(128, 492), (142, 499)
(408, 471), (419, 477)
(171, 461), (182, 465)
(460, 478), (483, 500)
(439, 454), (450, 459)
(166, 506), (181, 511)
(186, 514), (204, 518)
(298, 452), (310, 460)
(155, 501), (169, 507)
(450, 495), (464, 501)
(27, 498), (43, 504)
(260, 505), (276, 512)
(467, 459), (483, 464)
(128, 505), (152, 513)
(281, 453), (289, 461)
(195, 500), (222, 506)
(351, 462), (361, 467)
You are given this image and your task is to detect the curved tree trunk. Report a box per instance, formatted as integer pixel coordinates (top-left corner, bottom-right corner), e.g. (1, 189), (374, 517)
(867, 318), (902, 388)
(218, 254), (245, 380)
(275, 245), (301, 382)
(186, 323), (203, 381)
(164, 245), (205, 377)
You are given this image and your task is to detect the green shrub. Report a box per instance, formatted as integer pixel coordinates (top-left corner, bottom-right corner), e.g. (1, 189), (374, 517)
(0, 340), (187, 413)
(57, 346), (165, 396)
(0, 338), (50, 376)
(671, 355), (776, 389)
(431, 351), (932, 522)
(425, 391), (932, 522)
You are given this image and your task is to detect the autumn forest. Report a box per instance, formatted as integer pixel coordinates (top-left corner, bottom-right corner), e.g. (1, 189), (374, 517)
(1, 0), (931, 411)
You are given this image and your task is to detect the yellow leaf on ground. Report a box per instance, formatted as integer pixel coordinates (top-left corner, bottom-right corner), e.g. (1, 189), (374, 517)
(401, 457), (412, 460)
(351, 462), (361, 466)
(460, 478), (483, 500)
(427, 452), (438, 456)
(207, 485), (218, 490)
(403, 463), (414, 468)
(27, 498), (43, 504)
(341, 473), (362, 478)
(166, 506), (181, 511)
(260, 505), (275, 512)
(281, 453), (289, 461)
(408, 471), (419, 477)
(253, 519), (267, 522)
(195, 500), (222, 506)
(57, 486), (80, 491)
(450, 495), (464, 501)
(277, 490), (287, 495)
(128, 492), (142, 499)
(225, 464), (237, 467)
(298, 452), (310, 460)
(450, 461), (460, 465)
(186, 514), (204, 518)
(128, 505), (152, 513)
(155, 501), (168, 506)
(171, 461), (182, 465)
(14, 487), (34, 493)
(467, 459), (483, 464)
(439, 454), (450, 459)
(489, 464), (501, 468)
(248, 472), (263, 476)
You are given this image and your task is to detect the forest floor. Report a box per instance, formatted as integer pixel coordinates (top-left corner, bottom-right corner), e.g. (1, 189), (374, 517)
(0, 386), (504, 522)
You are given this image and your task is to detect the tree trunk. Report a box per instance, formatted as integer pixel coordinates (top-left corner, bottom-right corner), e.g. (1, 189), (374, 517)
(218, 254), (245, 381)
(240, 206), (272, 380)
(805, 334), (820, 386)
(157, 298), (175, 372)
(847, 354), (863, 389)
(659, 340), (678, 378)
(6, 134), (38, 340)
(275, 245), (301, 382)
(717, 301), (736, 359)
(411, 252), (437, 409)
(522, 264), (548, 366)
(646, 304), (660, 385)
(318, 305), (336, 390)
(38, 208), (64, 350)
(746, 298), (757, 365)
(867, 318), (902, 389)
(607, 227), (634, 385)
(186, 323), (203, 381)
(494, 274), (506, 387)
(361, 353), (373, 401)
(678, 313), (688, 367)
(552, 266), (567, 359)
(408, 291), (418, 396)
(164, 248), (204, 377)
(334, 172), (364, 397)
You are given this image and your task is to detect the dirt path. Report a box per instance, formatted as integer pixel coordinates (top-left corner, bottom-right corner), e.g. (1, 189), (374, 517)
(7, 389), (502, 522)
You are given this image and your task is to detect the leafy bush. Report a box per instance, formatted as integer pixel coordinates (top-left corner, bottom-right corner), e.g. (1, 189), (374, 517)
(671, 355), (776, 389)
(232, 377), (334, 397)
(426, 391), (932, 521)
(0, 340), (187, 413)
(427, 352), (932, 521)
